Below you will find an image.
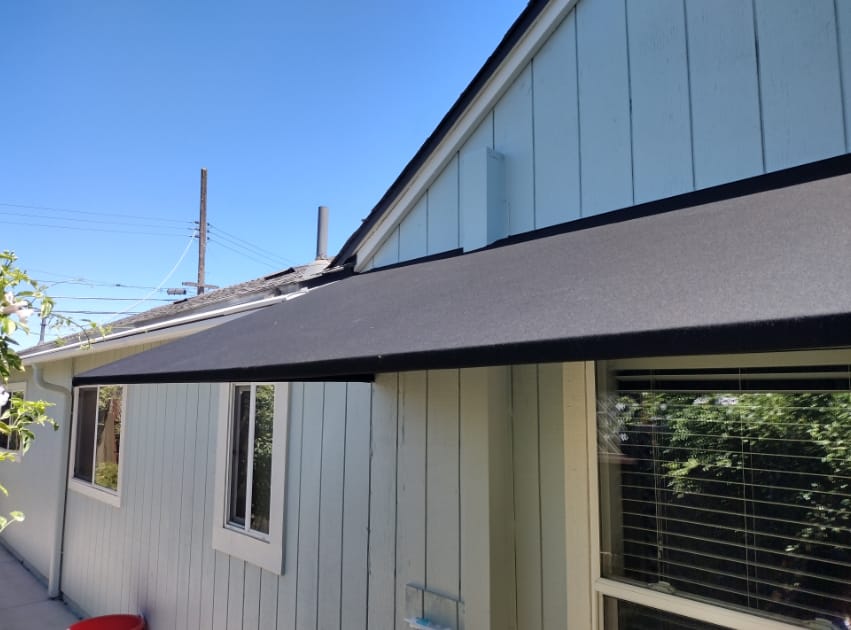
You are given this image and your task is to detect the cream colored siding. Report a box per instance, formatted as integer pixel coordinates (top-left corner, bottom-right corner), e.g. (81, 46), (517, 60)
(364, 0), (851, 269)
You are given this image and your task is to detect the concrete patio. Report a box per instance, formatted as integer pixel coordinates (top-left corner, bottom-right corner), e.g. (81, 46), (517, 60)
(0, 545), (79, 630)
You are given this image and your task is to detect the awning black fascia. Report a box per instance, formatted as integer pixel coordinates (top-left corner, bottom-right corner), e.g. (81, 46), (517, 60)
(74, 155), (851, 386)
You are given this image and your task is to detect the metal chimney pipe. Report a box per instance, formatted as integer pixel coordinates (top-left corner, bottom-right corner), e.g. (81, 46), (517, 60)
(316, 205), (329, 260)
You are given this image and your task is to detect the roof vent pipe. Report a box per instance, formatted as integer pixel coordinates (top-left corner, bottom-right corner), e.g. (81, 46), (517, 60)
(316, 205), (329, 260)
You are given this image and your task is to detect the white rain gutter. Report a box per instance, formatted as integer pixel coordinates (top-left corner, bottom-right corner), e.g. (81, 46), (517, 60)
(22, 288), (313, 365)
(33, 365), (72, 598)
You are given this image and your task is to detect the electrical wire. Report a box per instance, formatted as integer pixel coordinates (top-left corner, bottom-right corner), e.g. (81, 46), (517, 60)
(207, 238), (281, 270)
(0, 219), (195, 238)
(48, 296), (173, 302)
(107, 231), (197, 322)
(207, 231), (289, 267)
(208, 223), (294, 265)
(29, 270), (163, 291)
(54, 310), (145, 315)
(0, 201), (192, 224)
(0, 209), (195, 232)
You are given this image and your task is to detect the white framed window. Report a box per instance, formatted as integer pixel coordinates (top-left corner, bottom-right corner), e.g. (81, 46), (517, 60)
(212, 382), (288, 574)
(69, 385), (125, 507)
(587, 351), (851, 630)
(0, 382), (25, 457)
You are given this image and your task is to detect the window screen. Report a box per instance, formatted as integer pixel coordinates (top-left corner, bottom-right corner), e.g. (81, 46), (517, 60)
(599, 366), (851, 629)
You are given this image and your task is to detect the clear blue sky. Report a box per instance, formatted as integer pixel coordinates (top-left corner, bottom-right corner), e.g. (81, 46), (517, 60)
(1, 0), (526, 345)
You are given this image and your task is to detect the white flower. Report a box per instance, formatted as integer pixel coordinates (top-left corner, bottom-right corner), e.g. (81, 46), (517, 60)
(15, 307), (33, 324)
(0, 385), (8, 408)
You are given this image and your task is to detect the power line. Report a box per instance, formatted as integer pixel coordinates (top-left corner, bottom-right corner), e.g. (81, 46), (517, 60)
(53, 310), (145, 315)
(0, 219), (195, 238)
(48, 296), (174, 302)
(108, 231), (197, 322)
(0, 209), (195, 231)
(207, 234), (287, 268)
(207, 238), (280, 270)
(29, 269), (164, 291)
(0, 202), (192, 224)
(208, 223), (294, 265)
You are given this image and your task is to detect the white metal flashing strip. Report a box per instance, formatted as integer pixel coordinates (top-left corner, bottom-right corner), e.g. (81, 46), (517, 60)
(353, 0), (578, 271)
(22, 287), (314, 364)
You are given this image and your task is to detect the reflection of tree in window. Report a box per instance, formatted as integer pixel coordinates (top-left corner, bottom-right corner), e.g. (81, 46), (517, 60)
(73, 385), (123, 491)
(94, 386), (122, 490)
(601, 370), (851, 628)
(0, 390), (22, 451)
(228, 384), (274, 536)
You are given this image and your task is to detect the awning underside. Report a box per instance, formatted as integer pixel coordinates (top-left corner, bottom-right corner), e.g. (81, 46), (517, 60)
(75, 158), (851, 385)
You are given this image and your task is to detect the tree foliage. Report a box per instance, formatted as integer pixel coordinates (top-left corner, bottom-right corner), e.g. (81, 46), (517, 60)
(0, 251), (103, 532)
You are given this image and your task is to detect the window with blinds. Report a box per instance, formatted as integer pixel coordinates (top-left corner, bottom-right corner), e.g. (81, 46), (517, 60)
(598, 366), (851, 629)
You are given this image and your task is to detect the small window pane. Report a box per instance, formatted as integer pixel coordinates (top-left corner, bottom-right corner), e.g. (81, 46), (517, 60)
(250, 384), (274, 534)
(604, 598), (730, 630)
(0, 391), (22, 451)
(94, 386), (122, 490)
(74, 388), (98, 482)
(229, 386), (251, 527)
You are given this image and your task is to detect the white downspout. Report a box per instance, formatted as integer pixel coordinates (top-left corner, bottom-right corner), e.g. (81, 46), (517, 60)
(34, 365), (72, 599)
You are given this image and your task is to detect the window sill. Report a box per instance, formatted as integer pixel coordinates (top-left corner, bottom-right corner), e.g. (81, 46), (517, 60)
(68, 479), (121, 508)
(595, 578), (802, 630)
(212, 523), (283, 574)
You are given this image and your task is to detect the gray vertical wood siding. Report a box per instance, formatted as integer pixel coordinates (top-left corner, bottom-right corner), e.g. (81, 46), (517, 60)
(366, 0), (851, 269)
(60, 365), (565, 629)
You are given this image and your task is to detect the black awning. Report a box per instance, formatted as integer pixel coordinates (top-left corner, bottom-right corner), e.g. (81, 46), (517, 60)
(75, 158), (851, 385)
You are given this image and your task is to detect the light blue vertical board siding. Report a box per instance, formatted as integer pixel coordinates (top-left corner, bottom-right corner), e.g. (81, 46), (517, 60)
(118, 385), (140, 613)
(187, 384), (213, 630)
(367, 374), (399, 629)
(538, 364), (566, 630)
(200, 385), (220, 630)
(340, 383), (372, 630)
(127, 385), (153, 616)
(576, 0), (633, 215)
(175, 384), (199, 629)
(424, 370), (460, 628)
(399, 195), (428, 262)
(277, 382), (304, 630)
(533, 12), (580, 229)
(151, 384), (178, 627)
(494, 64), (535, 235)
(839, 0), (851, 153)
(142, 384), (167, 611)
(259, 570), (278, 629)
(627, 0), (693, 203)
(212, 552), (230, 630)
(396, 371), (427, 630)
(512, 365), (543, 630)
(226, 560), (246, 629)
(686, 0), (763, 188)
(459, 114), (494, 251)
(161, 382), (189, 626)
(317, 382), (347, 630)
(295, 382), (325, 630)
(755, 0), (845, 170)
(243, 564), (261, 630)
(427, 156), (460, 255)
(371, 228), (400, 269)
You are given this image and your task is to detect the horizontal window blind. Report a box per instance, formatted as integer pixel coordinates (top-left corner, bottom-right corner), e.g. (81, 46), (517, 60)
(599, 367), (851, 629)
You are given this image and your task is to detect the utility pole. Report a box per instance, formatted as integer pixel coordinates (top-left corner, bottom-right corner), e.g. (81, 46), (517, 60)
(197, 167), (208, 295)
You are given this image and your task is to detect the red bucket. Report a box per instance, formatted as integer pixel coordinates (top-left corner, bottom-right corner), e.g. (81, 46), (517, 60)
(68, 614), (146, 630)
